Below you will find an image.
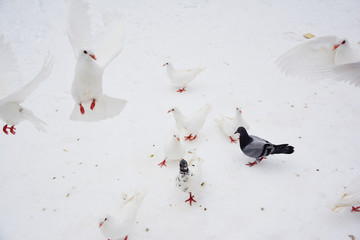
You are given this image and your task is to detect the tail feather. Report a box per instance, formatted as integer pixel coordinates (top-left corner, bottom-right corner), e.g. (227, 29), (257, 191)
(22, 108), (47, 132)
(70, 95), (127, 122)
(273, 144), (294, 154)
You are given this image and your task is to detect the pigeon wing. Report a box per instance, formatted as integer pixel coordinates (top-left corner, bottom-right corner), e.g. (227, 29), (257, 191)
(0, 35), (22, 97)
(242, 136), (270, 158)
(276, 36), (338, 77)
(0, 56), (53, 105)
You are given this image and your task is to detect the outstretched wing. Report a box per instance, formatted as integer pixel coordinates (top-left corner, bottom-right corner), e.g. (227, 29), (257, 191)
(0, 35), (22, 97)
(67, 0), (125, 68)
(67, 0), (94, 59)
(0, 55), (54, 105)
(276, 36), (338, 77)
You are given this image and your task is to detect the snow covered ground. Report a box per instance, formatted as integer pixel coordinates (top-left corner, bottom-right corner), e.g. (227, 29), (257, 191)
(0, 0), (359, 239)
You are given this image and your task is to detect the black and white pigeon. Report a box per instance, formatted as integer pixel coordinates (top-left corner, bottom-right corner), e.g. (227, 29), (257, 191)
(234, 126), (294, 167)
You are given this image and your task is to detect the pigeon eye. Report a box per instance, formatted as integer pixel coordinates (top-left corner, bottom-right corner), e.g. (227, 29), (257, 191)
(104, 218), (107, 221)
(83, 50), (88, 54)
(341, 40), (346, 45)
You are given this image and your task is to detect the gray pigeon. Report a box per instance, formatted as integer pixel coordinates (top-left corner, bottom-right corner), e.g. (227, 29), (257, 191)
(234, 126), (294, 167)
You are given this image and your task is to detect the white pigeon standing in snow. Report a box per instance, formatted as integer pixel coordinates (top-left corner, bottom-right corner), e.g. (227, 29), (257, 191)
(67, 0), (127, 121)
(168, 103), (211, 141)
(175, 153), (203, 206)
(276, 36), (360, 87)
(331, 176), (360, 213)
(0, 53), (53, 135)
(99, 189), (148, 240)
(163, 62), (205, 93)
(158, 132), (186, 168)
(215, 107), (249, 143)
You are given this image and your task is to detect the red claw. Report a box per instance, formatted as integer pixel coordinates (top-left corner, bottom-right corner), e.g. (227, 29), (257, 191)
(90, 99), (96, 111)
(3, 125), (9, 135)
(9, 126), (16, 135)
(177, 87), (186, 93)
(246, 161), (258, 167)
(158, 160), (167, 168)
(229, 136), (238, 143)
(184, 134), (193, 141)
(351, 206), (360, 212)
(185, 192), (197, 206)
(79, 104), (85, 115)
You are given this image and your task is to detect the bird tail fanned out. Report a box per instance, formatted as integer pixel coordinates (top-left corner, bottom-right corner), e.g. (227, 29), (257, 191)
(22, 108), (47, 132)
(272, 144), (294, 154)
(70, 95), (127, 122)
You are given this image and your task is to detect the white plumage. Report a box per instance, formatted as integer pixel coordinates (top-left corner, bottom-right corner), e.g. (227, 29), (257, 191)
(168, 103), (211, 141)
(175, 153), (203, 206)
(215, 107), (249, 143)
(276, 36), (360, 87)
(0, 54), (53, 134)
(99, 189), (148, 240)
(163, 62), (205, 93)
(331, 176), (360, 213)
(67, 0), (127, 121)
(158, 132), (186, 167)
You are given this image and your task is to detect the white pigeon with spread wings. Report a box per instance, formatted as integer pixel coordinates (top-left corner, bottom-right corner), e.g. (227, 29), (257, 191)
(0, 56), (53, 134)
(67, 0), (127, 121)
(276, 36), (360, 87)
(163, 62), (205, 93)
(215, 107), (249, 143)
(99, 189), (148, 240)
(168, 103), (211, 141)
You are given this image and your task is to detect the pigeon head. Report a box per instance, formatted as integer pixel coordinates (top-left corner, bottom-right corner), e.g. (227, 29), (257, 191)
(180, 159), (188, 173)
(98, 217), (108, 228)
(162, 62), (169, 67)
(167, 108), (175, 113)
(333, 39), (347, 51)
(81, 49), (97, 61)
(173, 134), (180, 142)
(234, 126), (247, 135)
(236, 107), (242, 114)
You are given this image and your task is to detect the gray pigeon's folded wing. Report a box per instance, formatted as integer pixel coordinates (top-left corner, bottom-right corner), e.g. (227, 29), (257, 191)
(243, 136), (269, 158)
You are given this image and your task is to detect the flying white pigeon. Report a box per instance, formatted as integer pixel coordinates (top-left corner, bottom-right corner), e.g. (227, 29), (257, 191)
(163, 62), (205, 93)
(276, 36), (360, 87)
(0, 54), (53, 135)
(175, 154), (203, 206)
(158, 132), (186, 168)
(215, 107), (249, 143)
(331, 176), (360, 213)
(67, 0), (127, 121)
(0, 35), (22, 97)
(168, 103), (211, 141)
(99, 189), (148, 240)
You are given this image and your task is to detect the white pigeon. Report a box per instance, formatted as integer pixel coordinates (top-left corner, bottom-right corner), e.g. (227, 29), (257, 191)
(0, 55), (53, 135)
(215, 107), (249, 143)
(163, 62), (205, 93)
(158, 132), (186, 168)
(0, 35), (22, 97)
(276, 36), (360, 87)
(175, 153), (203, 206)
(99, 189), (148, 240)
(67, 0), (127, 121)
(331, 176), (360, 213)
(168, 103), (211, 141)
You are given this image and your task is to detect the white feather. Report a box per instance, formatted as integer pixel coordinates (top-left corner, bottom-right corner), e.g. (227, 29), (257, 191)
(331, 176), (360, 212)
(215, 107), (249, 142)
(164, 62), (205, 91)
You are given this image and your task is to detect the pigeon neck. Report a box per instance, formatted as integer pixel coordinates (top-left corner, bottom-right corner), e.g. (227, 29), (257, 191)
(239, 130), (252, 150)
(166, 63), (175, 73)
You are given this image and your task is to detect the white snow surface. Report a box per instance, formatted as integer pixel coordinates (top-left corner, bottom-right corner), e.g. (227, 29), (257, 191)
(0, 0), (359, 239)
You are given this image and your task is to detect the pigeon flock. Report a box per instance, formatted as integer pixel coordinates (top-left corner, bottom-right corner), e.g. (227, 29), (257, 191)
(0, 1), (359, 239)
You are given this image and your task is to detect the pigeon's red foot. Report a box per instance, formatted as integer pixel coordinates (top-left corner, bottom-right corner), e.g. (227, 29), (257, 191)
(351, 206), (360, 212)
(3, 125), (15, 135)
(90, 99), (96, 110)
(184, 134), (193, 141)
(158, 160), (167, 168)
(79, 104), (85, 115)
(191, 135), (197, 141)
(258, 157), (266, 162)
(124, 236), (128, 240)
(177, 87), (186, 93)
(229, 136), (238, 143)
(185, 192), (197, 206)
(246, 161), (258, 167)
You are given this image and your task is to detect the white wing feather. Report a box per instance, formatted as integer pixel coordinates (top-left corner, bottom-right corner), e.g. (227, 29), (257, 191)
(0, 35), (22, 96)
(0, 56), (54, 105)
(67, 0), (125, 68)
(276, 36), (338, 77)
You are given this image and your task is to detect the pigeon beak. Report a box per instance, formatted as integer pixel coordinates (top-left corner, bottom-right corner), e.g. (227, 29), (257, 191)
(90, 54), (97, 61)
(99, 221), (104, 228)
(333, 44), (340, 51)
(177, 137), (180, 142)
(162, 63), (166, 67)
(234, 131), (239, 135)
